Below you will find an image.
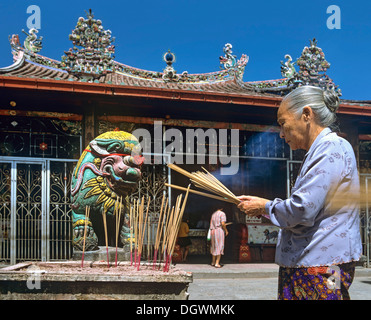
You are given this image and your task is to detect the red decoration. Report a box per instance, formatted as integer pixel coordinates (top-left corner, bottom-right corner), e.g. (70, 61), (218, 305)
(307, 266), (329, 276)
(172, 244), (182, 263)
(39, 142), (48, 151)
(239, 245), (251, 263)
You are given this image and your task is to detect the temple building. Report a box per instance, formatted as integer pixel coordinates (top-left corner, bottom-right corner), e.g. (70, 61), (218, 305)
(0, 10), (370, 265)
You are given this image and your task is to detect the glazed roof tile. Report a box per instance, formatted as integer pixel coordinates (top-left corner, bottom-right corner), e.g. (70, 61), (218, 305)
(0, 48), (265, 97)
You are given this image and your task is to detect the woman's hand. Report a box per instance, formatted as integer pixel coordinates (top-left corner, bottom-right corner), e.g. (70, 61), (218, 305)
(221, 222), (229, 236)
(237, 195), (270, 217)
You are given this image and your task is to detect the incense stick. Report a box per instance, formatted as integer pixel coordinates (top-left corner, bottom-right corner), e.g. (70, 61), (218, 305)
(114, 196), (122, 267)
(137, 197), (150, 271)
(167, 164), (240, 205)
(102, 210), (109, 268)
(147, 216), (150, 262)
(165, 183), (237, 203)
(129, 202), (133, 265)
(114, 198), (118, 267)
(162, 205), (175, 271)
(158, 200), (172, 270)
(164, 185), (190, 272)
(133, 198), (140, 267)
(153, 195), (167, 269)
(81, 206), (90, 268)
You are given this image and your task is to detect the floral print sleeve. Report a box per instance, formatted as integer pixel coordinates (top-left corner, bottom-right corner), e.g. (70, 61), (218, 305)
(269, 141), (343, 229)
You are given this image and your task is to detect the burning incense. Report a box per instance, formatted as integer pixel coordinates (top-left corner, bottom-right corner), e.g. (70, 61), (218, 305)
(129, 202), (133, 265)
(158, 200), (172, 270)
(167, 164), (240, 205)
(147, 216), (150, 261)
(102, 210), (109, 268)
(153, 196), (167, 269)
(114, 196), (123, 267)
(137, 197), (151, 271)
(163, 185), (190, 272)
(161, 205), (175, 270)
(132, 198), (139, 267)
(81, 206), (90, 268)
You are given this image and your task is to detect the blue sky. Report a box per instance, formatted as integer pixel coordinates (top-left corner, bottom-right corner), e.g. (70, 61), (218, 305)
(0, 0), (370, 100)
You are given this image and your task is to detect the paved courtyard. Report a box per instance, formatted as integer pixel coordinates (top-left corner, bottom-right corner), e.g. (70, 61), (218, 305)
(177, 263), (371, 300)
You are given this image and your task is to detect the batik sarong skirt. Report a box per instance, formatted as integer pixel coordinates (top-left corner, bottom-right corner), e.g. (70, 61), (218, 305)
(278, 262), (356, 300)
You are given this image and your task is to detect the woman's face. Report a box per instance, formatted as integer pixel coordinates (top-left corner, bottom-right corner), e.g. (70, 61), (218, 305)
(277, 101), (309, 151)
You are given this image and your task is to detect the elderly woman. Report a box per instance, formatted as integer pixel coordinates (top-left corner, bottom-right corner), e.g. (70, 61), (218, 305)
(238, 86), (362, 300)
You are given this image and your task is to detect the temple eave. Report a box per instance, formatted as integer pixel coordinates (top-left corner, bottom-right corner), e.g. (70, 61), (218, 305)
(0, 74), (279, 105)
(1, 75), (370, 116)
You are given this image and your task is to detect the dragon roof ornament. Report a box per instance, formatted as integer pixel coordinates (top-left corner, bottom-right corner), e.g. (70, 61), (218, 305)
(219, 43), (249, 80)
(22, 28), (43, 53)
(280, 38), (341, 96)
(8, 28), (44, 63)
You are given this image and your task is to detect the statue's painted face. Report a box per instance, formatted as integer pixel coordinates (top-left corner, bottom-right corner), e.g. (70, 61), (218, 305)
(89, 132), (144, 195)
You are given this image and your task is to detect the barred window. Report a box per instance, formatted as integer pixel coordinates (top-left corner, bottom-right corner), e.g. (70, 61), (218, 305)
(0, 117), (82, 159)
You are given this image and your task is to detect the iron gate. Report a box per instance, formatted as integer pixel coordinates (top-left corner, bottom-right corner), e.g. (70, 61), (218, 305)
(0, 157), (170, 264)
(0, 157), (77, 264)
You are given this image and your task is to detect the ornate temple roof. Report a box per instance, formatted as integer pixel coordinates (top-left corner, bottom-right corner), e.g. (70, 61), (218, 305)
(0, 10), (370, 110)
(0, 10), (254, 96)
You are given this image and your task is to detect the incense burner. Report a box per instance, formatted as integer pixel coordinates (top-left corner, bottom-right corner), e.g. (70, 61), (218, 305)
(0, 261), (192, 300)
(71, 130), (143, 251)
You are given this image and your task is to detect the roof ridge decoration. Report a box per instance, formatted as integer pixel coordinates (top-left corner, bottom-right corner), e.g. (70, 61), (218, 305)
(4, 10), (249, 86)
(280, 38), (341, 96)
(113, 43), (248, 84)
(217, 43), (249, 83)
(60, 9), (115, 81)
(7, 29), (64, 73)
(22, 28), (43, 53)
(219, 43), (249, 77)
(162, 50), (182, 82)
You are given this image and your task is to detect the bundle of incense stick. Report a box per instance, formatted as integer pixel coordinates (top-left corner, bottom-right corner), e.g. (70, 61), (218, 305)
(152, 195), (168, 270)
(114, 196), (123, 267)
(161, 185), (190, 272)
(133, 198), (140, 267)
(126, 189), (190, 272)
(129, 201), (134, 265)
(147, 215), (151, 262)
(81, 206), (90, 268)
(137, 197), (150, 271)
(102, 210), (110, 268)
(167, 164), (240, 205)
(130, 196), (151, 271)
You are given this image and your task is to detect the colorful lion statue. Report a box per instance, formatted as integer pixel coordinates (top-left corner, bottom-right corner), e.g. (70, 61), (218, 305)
(71, 130), (143, 251)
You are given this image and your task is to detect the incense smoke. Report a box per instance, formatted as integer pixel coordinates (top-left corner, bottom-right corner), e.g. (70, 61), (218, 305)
(209, 131), (288, 199)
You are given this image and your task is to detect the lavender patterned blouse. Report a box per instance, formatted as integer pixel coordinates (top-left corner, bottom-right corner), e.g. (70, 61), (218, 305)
(265, 128), (362, 267)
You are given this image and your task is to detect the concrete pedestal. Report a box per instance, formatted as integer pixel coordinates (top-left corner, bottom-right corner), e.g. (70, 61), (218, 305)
(71, 246), (130, 262)
(0, 261), (193, 300)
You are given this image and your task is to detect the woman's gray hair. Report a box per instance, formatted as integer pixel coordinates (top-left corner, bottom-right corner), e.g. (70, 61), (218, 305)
(282, 85), (340, 131)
